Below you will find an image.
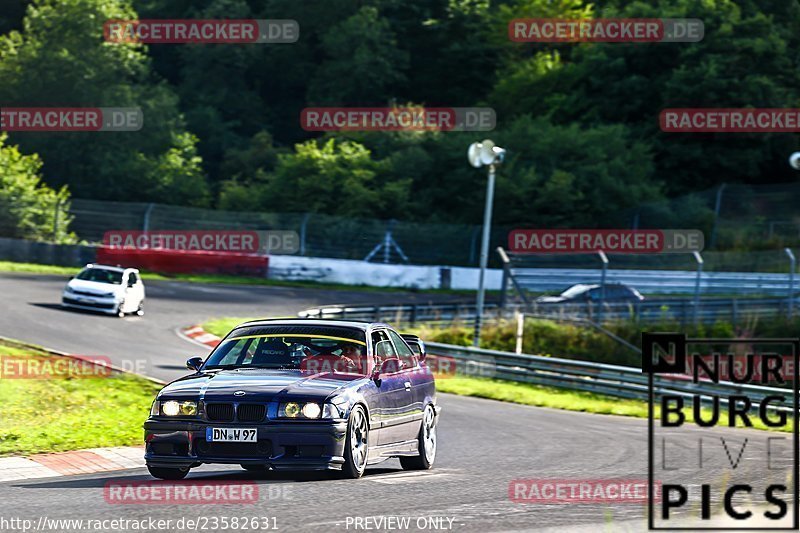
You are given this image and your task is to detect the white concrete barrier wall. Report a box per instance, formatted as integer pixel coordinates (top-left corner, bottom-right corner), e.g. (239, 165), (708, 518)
(267, 255), (502, 290)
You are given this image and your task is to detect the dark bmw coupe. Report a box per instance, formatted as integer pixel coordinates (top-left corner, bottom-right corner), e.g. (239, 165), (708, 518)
(144, 319), (439, 479)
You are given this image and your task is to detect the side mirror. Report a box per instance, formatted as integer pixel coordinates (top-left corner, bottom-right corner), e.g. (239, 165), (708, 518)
(372, 358), (401, 383)
(186, 357), (204, 372)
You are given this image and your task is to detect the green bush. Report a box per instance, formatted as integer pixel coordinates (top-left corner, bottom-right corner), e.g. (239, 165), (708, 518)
(414, 314), (795, 367)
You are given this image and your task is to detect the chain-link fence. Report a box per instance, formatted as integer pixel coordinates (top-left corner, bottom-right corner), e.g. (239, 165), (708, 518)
(7, 182), (800, 269)
(66, 199), (505, 266)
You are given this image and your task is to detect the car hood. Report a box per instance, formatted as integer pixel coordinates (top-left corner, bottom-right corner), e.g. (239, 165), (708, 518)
(159, 369), (363, 403)
(67, 279), (122, 295)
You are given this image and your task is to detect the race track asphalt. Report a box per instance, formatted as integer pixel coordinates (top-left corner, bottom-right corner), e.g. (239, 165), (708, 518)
(0, 272), (792, 532)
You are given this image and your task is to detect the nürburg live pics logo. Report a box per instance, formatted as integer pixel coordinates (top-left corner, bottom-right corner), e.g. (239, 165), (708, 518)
(643, 332), (799, 530)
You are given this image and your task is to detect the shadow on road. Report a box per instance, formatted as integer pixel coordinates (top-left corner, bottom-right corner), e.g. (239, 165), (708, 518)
(11, 466), (402, 490)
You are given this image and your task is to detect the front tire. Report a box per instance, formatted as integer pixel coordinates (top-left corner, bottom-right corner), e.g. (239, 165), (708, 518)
(147, 465), (189, 480)
(400, 404), (436, 470)
(116, 301), (126, 318)
(340, 405), (369, 478)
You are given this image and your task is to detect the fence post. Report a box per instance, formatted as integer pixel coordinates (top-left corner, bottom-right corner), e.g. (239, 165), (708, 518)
(515, 311), (524, 354)
(53, 198), (61, 240)
(708, 183), (726, 249)
(469, 227), (480, 265)
(410, 305), (418, 327)
(786, 248), (795, 319)
(299, 213), (310, 256)
(142, 203), (155, 232)
(692, 251), (704, 324)
(497, 247), (510, 311)
(598, 251), (609, 321)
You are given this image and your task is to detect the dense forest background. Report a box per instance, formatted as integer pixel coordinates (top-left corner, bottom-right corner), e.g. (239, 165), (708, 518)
(1, 0), (799, 236)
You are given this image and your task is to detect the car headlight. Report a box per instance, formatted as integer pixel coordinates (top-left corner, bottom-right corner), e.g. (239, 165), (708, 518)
(65, 286), (75, 294)
(159, 400), (197, 417)
(302, 402), (321, 419)
(279, 402), (322, 419)
(150, 400), (159, 416)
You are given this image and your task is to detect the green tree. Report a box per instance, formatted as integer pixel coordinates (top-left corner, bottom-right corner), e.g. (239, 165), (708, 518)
(220, 138), (412, 218)
(307, 6), (409, 105)
(0, 134), (74, 242)
(0, 0), (209, 205)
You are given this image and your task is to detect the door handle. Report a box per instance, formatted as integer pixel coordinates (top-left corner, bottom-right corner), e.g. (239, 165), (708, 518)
(404, 381), (411, 391)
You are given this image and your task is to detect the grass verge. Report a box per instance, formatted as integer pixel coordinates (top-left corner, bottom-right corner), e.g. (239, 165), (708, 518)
(0, 260), (476, 295)
(202, 317), (256, 338)
(0, 339), (162, 456)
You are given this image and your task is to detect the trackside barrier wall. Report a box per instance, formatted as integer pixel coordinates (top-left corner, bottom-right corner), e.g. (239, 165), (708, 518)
(95, 247), (269, 276)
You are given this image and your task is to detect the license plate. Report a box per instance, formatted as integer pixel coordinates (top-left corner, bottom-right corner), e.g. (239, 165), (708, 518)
(206, 427), (257, 442)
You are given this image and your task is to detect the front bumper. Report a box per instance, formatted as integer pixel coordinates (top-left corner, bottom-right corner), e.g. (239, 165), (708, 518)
(143, 418), (349, 471)
(62, 295), (119, 314)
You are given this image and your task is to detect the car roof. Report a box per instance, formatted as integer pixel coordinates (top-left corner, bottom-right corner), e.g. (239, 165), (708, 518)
(84, 264), (139, 273)
(235, 318), (391, 331)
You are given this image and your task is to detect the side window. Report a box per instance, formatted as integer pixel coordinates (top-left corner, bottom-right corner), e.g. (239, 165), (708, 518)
(388, 330), (416, 370)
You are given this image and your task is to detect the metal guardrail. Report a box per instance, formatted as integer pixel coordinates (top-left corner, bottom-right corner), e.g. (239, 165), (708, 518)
(504, 267), (798, 296)
(298, 302), (499, 327)
(426, 342), (793, 411)
(298, 296), (798, 327)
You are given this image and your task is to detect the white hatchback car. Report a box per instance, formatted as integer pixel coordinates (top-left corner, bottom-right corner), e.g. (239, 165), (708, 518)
(62, 264), (145, 317)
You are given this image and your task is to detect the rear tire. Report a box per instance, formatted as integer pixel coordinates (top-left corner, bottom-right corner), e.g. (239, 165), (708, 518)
(135, 302), (144, 316)
(400, 404), (436, 471)
(147, 466), (189, 480)
(340, 405), (369, 478)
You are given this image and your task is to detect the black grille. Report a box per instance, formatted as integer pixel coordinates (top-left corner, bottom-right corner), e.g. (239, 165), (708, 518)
(195, 440), (272, 458)
(62, 297), (115, 310)
(206, 403), (234, 421)
(72, 289), (108, 297)
(237, 404), (266, 422)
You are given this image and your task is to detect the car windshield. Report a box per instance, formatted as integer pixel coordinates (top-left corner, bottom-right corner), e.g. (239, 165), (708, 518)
(205, 329), (370, 376)
(560, 285), (591, 298)
(75, 268), (123, 285)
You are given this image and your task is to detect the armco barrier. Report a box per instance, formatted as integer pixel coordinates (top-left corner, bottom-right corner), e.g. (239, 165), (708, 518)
(96, 247), (269, 276)
(425, 342), (793, 411)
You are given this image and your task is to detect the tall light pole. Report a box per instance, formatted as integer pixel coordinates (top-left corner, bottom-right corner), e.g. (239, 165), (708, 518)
(468, 140), (506, 347)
